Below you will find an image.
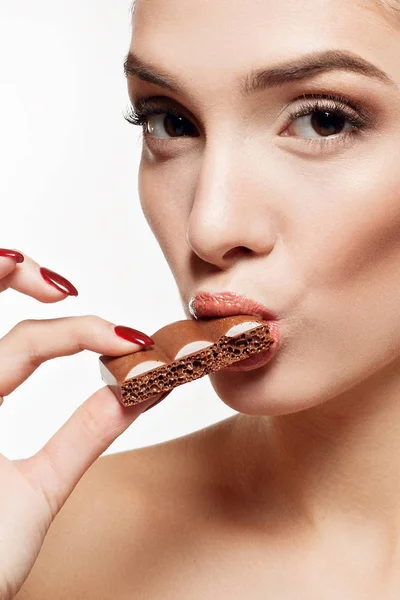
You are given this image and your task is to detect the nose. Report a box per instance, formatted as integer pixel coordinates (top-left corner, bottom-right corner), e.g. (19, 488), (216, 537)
(186, 147), (277, 270)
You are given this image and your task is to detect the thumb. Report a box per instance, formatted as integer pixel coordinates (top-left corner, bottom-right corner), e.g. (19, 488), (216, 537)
(17, 386), (161, 518)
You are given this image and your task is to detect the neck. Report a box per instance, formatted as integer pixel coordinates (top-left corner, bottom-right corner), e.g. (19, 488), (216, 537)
(232, 358), (400, 539)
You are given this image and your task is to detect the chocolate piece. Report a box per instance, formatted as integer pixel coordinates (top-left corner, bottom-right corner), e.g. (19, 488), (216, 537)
(99, 315), (274, 407)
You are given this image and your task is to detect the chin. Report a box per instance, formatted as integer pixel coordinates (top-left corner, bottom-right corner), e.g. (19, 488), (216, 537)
(208, 355), (362, 417)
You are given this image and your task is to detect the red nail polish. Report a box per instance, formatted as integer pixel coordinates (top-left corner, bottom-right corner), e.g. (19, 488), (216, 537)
(40, 267), (79, 296)
(0, 249), (24, 263)
(114, 325), (154, 347)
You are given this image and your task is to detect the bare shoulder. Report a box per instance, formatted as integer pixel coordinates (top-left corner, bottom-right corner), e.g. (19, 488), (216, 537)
(16, 416), (236, 600)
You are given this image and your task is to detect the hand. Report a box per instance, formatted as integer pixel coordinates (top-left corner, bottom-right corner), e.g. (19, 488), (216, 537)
(0, 249), (160, 600)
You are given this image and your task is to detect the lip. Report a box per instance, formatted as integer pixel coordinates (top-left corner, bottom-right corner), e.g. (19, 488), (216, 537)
(188, 291), (281, 371)
(189, 291), (279, 323)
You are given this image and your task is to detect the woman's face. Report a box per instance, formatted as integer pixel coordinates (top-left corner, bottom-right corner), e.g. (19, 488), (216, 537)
(127, 0), (400, 416)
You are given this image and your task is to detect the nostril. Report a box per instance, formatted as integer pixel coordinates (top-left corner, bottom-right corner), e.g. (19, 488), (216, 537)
(223, 246), (252, 261)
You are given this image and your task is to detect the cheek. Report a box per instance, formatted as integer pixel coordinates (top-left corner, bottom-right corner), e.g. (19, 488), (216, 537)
(138, 159), (189, 246)
(289, 160), (400, 393)
(296, 159), (400, 291)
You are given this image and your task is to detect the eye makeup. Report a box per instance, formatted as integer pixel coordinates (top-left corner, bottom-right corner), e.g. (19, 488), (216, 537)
(123, 90), (376, 153)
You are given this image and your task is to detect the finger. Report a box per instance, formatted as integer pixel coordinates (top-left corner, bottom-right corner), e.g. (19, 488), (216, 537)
(16, 386), (163, 518)
(143, 390), (171, 412)
(0, 250), (78, 302)
(0, 315), (154, 397)
(0, 249), (25, 291)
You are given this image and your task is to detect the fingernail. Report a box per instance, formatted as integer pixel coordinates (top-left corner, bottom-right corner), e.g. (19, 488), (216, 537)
(0, 249), (24, 263)
(40, 267), (79, 296)
(114, 325), (154, 347)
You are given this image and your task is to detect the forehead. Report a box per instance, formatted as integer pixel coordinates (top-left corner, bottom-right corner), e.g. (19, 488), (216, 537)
(131, 0), (397, 48)
(130, 0), (399, 100)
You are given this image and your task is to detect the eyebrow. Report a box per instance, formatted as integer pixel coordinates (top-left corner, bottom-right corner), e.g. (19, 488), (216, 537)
(123, 48), (396, 96)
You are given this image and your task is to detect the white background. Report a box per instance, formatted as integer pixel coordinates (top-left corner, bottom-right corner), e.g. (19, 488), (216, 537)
(0, 0), (235, 460)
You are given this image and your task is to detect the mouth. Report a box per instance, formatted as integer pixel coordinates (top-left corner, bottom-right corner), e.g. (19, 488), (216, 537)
(188, 291), (278, 323)
(188, 291), (281, 371)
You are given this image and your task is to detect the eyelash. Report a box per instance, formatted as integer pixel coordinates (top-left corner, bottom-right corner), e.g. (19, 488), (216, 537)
(123, 93), (371, 147)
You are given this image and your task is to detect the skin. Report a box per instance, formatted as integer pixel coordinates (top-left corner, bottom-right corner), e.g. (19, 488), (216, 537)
(0, 253), (164, 600)
(10, 1), (400, 598)
(125, 0), (400, 592)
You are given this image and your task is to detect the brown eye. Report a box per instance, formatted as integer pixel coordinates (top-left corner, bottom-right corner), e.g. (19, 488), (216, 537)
(310, 111), (348, 137)
(282, 95), (368, 142)
(286, 109), (354, 138)
(147, 113), (199, 138)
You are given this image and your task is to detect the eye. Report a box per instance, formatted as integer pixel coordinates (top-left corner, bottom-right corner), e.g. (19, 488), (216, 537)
(285, 109), (354, 138)
(124, 93), (372, 149)
(281, 94), (369, 140)
(146, 112), (199, 138)
(124, 98), (199, 139)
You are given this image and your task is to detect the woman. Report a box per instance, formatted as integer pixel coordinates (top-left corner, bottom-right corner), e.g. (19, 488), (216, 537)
(4, 0), (400, 597)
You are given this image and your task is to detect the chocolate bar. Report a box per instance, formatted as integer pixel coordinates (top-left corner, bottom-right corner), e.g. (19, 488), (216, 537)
(99, 315), (274, 407)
